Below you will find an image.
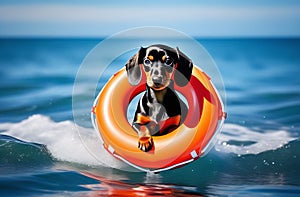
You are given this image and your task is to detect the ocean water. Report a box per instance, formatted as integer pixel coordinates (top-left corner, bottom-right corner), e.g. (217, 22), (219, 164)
(0, 38), (299, 196)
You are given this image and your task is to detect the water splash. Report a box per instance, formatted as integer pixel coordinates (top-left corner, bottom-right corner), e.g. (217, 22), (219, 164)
(0, 115), (296, 169)
(216, 123), (296, 155)
(0, 114), (126, 169)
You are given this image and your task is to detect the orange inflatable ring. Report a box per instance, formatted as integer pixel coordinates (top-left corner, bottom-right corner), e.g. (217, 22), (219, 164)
(91, 66), (226, 173)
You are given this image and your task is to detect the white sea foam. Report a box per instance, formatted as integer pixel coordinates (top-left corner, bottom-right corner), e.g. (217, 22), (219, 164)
(0, 115), (296, 169)
(0, 114), (127, 169)
(216, 123), (296, 155)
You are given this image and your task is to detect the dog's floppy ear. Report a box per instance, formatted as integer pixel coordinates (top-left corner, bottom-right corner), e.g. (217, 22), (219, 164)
(125, 47), (146, 86)
(174, 47), (193, 86)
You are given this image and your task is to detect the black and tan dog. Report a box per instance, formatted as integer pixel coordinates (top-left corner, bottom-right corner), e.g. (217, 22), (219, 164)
(125, 44), (193, 152)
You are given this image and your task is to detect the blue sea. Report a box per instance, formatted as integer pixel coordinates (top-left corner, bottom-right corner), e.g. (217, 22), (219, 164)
(0, 38), (299, 196)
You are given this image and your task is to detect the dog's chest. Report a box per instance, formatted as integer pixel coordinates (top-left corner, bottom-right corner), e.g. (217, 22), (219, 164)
(147, 102), (170, 123)
(147, 89), (170, 122)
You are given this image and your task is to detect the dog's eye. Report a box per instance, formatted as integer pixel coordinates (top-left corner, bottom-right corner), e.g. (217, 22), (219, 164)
(164, 58), (173, 66)
(144, 58), (151, 65)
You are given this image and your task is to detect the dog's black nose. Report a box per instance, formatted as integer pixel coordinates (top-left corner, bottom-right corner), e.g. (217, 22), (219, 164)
(152, 77), (163, 86)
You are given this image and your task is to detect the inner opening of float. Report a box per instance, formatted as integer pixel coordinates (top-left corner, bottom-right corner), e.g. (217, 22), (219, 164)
(126, 92), (143, 124)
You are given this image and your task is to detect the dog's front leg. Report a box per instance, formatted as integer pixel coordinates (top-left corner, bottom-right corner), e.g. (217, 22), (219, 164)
(137, 125), (153, 152)
(133, 119), (156, 152)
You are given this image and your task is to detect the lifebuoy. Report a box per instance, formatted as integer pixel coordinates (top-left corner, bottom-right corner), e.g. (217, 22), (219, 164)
(91, 66), (226, 173)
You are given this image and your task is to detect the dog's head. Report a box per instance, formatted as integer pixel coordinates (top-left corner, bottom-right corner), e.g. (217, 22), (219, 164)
(125, 44), (193, 89)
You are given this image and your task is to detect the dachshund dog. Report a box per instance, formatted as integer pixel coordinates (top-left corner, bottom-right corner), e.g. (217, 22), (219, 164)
(125, 44), (193, 152)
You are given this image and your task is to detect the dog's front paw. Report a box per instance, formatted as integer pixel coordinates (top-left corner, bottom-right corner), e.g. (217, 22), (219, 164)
(138, 136), (153, 152)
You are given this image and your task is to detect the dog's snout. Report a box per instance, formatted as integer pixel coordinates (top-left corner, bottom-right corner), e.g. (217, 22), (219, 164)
(152, 76), (163, 85)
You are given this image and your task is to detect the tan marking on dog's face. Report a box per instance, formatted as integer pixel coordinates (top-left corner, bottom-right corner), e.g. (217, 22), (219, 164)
(148, 55), (154, 61)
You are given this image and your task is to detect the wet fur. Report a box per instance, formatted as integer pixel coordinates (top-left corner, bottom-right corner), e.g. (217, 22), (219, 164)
(125, 44), (193, 152)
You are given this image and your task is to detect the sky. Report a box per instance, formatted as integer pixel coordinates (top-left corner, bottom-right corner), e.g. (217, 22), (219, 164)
(0, 0), (299, 37)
